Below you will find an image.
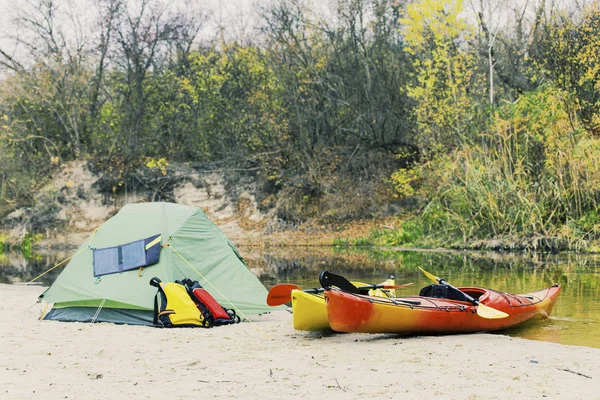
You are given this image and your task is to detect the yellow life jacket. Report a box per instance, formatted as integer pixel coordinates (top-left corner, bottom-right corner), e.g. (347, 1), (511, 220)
(150, 277), (207, 327)
(368, 276), (396, 298)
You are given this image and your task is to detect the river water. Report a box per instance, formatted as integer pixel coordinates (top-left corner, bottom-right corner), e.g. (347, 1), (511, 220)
(2, 247), (598, 348)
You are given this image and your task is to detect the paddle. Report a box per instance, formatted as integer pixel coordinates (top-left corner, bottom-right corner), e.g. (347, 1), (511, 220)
(319, 270), (359, 293)
(418, 267), (509, 319)
(266, 284), (304, 306)
(266, 280), (414, 306)
(319, 271), (421, 306)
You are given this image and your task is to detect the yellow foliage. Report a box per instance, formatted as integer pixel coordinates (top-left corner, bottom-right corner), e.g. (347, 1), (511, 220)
(401, 0), (479, 150)
(145, 157), (169, 176)
(390, 168), (418, 199)
(531, 3), (600, 132)
(401, 0), (470, 49)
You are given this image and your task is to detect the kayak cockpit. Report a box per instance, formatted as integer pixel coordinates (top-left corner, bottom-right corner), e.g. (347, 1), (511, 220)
(460, 287), (487, 300)
(419, 284), (487, 303)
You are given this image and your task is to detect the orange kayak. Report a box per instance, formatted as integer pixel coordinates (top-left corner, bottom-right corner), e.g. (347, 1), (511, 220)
(324, 285), (561, 334)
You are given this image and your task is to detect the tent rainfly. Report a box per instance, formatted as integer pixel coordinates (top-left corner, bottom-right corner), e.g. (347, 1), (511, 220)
(39, 202), (274, 325)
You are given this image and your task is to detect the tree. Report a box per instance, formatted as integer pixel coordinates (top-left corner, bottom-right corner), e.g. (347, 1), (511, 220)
(401, 0), (482, 153)
(109, 0), (205, 157)
(530, 2), (600, 134)
(0, 0), (94, 159)
(469, 0), (503, 106)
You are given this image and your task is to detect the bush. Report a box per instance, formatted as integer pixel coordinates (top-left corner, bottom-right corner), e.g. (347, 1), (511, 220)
(409, 86), (600, 247)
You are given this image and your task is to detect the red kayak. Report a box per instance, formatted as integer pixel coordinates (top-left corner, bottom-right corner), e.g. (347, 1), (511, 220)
(324, 284), (561, 334)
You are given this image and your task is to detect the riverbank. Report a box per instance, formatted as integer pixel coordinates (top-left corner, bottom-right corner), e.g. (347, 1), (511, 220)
(1, 284), (598, 399)
(2, 158), (598, 254)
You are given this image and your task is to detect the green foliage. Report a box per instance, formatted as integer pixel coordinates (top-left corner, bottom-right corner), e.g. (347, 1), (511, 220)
(20, 233), (43, 258)
(376, 219), (424, 246)
(262, 0), (415, 204)
(2, 0), (600, 250)
(341, 219), (425, 247)
(332, 237), (352, 247)
(0, 111), (51, 214)
(410, 86), (600, 247)
(0, 233), (7, 255)
(182, 45), (288, 165)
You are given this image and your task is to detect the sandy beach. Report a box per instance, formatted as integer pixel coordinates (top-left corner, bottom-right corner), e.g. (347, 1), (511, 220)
(1, 284), (599, 400)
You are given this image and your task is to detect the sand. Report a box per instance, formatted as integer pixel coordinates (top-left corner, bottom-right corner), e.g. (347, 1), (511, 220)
(1, 284), (599, 400)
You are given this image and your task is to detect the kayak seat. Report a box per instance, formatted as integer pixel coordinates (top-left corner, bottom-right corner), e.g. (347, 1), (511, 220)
(419, 284), (468, 302)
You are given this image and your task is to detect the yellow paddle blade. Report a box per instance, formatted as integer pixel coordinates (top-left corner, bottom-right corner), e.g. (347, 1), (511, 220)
(418, 267), (439, 283)
(476, 303), (509, 319)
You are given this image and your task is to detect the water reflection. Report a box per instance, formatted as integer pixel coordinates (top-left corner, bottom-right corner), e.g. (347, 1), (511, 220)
(0, 251), (69, 285)
(1, 247), (598, 348)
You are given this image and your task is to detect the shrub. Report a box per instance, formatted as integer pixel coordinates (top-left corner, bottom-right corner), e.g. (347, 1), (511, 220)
(409, 86), (600, 246)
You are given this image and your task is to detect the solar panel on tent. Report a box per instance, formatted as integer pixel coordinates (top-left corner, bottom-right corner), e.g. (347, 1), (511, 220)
(93, 234), (162, 277)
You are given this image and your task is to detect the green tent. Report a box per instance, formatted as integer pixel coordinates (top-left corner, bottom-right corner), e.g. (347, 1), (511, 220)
(39, 202), (274, 325)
